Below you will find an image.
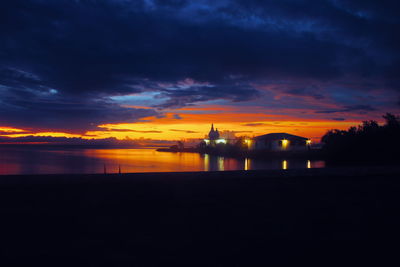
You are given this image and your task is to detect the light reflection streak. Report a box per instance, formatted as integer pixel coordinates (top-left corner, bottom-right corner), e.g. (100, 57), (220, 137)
(0, 148), (328, 175)
(218, 157), (224, 171)
(282, 160), (288, 170)
(244, 158), (251, 171)
(204, 154), (209, 171)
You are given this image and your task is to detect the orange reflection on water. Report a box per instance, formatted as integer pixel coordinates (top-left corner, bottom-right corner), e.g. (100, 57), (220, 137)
(308, 160), (326, 169)
(83, 149), (209, 173)
(204, 154), (209, 171)
(0, 147), (327, 175)
(244, 158), (251, 171)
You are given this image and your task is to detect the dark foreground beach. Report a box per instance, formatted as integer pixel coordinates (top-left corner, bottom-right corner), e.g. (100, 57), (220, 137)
(2, 167), (400, 266)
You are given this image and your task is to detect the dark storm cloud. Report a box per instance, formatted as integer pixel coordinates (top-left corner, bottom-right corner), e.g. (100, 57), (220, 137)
(285, 86), (325, 100)
(0, 76), (158, 132)
(157, 84), (260, 108)
(1, 0), (399, 130)
(316, 105), (376, 114)
(0, 97), (158, 132)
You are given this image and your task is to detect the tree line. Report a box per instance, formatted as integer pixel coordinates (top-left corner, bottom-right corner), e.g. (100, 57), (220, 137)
(321, 113), (400, 162)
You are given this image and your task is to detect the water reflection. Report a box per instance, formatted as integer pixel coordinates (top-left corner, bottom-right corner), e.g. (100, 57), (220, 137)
(203, 154), (209, 171)
(203, 154), (225, 171)
(0, 147), (326, 175)
(218, 157), (224, 171)
(244, 158), (250, 171)
(282, 160), (288, 170)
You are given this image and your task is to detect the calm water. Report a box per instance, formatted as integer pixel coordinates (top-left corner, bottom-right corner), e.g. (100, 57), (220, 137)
(0, 147), (325, 175)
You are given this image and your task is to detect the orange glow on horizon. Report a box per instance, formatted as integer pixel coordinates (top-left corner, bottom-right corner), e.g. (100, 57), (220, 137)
(1, 108), (370, 143)
(88, 112), (358, 142)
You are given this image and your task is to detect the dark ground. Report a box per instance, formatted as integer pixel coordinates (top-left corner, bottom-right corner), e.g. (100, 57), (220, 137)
(1, 167), (400, 266)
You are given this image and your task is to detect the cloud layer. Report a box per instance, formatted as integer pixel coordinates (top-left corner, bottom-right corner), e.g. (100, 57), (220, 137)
(1, 0), (399, 132)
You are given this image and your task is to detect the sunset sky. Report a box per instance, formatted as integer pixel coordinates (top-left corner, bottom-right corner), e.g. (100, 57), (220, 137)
(1, 0), (399, 143)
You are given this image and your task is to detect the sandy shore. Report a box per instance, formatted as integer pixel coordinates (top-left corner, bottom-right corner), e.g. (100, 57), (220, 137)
(1, 166), (400, 266)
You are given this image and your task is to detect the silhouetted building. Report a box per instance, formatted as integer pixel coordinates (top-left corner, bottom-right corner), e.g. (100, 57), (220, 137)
(208, 124), (220, 140)
(204, 124), (226, 146)
(249, 133), (311, 151)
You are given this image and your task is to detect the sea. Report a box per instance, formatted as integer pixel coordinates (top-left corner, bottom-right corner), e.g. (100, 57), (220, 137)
(0, 146), (326, 175)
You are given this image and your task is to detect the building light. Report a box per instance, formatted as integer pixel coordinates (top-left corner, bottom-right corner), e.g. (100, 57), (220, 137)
(281, 139), (289, 149)
(204, 139), (210, 145)
(216, 138), (227, 144)
(307, 160), (311, 169)
(306, 139), (311, 145)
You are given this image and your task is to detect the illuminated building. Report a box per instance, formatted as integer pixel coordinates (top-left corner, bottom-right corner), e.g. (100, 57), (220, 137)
(203, 124), (227, 146)
(249, 133), (311, 151)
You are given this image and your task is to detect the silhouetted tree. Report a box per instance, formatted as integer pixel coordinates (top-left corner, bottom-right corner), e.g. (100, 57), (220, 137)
(321, 113), (400, 162)
(383, 113), (400, 129)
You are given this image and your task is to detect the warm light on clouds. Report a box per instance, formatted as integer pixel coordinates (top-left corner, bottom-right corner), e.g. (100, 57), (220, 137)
(0, 131), (82, 138)
(1, 0), (399, 143)
(0, 127), (26, 133)
(0, 101), (386, 143)
(84, 110), (359, 142)
(0, 102), (376, 143)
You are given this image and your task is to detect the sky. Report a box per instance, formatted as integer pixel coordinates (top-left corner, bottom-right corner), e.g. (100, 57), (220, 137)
(1, 0), (399, 143)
